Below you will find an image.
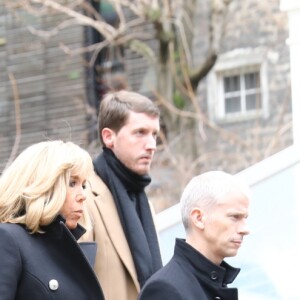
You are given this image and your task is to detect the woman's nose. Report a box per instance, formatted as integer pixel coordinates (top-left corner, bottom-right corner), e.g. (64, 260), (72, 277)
(76, 187), (86, 202)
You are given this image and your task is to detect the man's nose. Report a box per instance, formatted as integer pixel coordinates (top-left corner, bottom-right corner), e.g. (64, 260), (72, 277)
(145, 134), (157, 150)
(239, 220), (250, 236)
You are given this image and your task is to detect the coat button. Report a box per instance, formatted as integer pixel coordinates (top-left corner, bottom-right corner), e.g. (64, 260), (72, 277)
(210, 271), (218, 280)
(49, 279), (59, 291)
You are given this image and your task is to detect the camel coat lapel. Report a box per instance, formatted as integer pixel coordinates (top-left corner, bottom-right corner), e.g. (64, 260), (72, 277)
(82, 172), (140, 300)
(93, 175), (139, 285)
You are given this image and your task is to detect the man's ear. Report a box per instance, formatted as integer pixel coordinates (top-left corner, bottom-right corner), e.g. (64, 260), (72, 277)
(190, 208), (205, 230)
(102, 128), (114, 148)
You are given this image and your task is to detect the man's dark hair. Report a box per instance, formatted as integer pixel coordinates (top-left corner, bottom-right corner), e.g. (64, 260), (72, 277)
(98, 90), (160, 145)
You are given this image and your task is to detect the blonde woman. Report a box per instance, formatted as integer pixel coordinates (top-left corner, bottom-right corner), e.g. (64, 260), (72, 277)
(0, 140), (104, 300)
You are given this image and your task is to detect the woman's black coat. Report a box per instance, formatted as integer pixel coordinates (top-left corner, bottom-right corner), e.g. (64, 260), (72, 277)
(0, 217), (104, 300)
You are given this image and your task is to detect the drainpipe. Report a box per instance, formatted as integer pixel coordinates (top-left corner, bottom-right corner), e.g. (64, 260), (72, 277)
(281, 0), (300, 146)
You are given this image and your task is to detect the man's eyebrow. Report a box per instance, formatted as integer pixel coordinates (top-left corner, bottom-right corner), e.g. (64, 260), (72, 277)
(228, 210), (249, 216)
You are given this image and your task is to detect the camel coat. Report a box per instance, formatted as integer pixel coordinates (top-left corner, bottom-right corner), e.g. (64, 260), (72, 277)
(81, 172), (142, 300)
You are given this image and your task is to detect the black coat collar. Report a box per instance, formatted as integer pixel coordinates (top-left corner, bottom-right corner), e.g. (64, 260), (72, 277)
(41, 215), (86, 240)
(175, 238), (240, 287)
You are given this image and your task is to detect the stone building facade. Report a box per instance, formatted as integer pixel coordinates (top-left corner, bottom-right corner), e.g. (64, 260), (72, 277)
(0, 3), (90, 171)
(0, 0), (292, 211)
(129, 0), (293, 210)
(192, 0), (292, 173)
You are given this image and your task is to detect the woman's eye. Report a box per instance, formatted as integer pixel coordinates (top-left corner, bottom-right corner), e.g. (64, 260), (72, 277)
(69, 181), (76, 187)
(82, 184), (86, 190)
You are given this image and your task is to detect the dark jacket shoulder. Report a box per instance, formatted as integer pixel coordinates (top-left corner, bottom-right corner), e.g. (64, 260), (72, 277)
(139, 239), (240, 300)
(0, 220), (104, 300)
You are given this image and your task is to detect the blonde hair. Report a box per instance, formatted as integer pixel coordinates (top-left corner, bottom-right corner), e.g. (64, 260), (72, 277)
(0, 140), (93, 233)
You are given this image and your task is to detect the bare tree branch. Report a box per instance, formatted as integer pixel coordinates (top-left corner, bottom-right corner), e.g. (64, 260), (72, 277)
(5, 73), (21, 169)
(29, 0), (116, 38)
(154, 90), (250, 148)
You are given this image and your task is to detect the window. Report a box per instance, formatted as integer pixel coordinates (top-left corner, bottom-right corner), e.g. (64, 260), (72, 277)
(207, 48), (269, 122)
(223, 71), (261, 115)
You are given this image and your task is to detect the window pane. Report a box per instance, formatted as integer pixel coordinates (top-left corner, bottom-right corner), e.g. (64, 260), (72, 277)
(246, 93), (261, 110)
(224, 75), (240, 92)
(225, 96), (241, 113)
(245, 72), (260, 89)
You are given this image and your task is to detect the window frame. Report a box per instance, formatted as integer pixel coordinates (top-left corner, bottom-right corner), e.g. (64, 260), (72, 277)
(207, 48), (269, 123)
(221, 68), (262, 115)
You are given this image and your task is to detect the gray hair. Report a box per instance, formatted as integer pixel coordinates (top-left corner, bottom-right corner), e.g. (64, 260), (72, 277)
(180, 171), (251, 232)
